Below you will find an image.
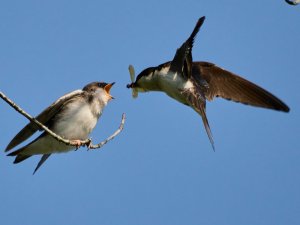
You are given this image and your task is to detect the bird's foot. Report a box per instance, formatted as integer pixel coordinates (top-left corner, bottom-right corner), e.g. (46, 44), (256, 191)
(85, 139), (92, 150)
(70, 139), (84, 150)
(85, 138), (93, 150)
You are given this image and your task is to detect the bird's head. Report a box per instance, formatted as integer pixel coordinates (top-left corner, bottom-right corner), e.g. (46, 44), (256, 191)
(127, 65), (160, 98)
(83, 82), (115, 105)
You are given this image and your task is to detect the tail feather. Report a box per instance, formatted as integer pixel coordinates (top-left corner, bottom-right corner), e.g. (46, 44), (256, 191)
(184, 87), (215, 150)
(33, 154), (51, 175)
(7, 147), (32, 163)
(199, 108), (215, 151)
(7, 147), (51, 174)
(13, 154), (32, 164)
(7, 149), (22, 157)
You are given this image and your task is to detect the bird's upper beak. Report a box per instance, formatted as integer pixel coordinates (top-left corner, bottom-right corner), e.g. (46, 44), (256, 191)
(126, 83), (134, 89)
(104, 82), (115, 99)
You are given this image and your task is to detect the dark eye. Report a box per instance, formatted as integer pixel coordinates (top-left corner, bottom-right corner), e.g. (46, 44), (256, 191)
(98, 83), (105, 88)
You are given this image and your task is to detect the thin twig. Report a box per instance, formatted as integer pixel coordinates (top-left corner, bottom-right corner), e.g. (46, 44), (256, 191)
(0, 91), (125, 149)
(88, 113), (126, 149)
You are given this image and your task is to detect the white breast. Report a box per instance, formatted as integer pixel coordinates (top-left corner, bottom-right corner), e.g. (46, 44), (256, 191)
(156, 69), (191, 104)
(24, 97), (103, 155)
(53, 100), (101, 140)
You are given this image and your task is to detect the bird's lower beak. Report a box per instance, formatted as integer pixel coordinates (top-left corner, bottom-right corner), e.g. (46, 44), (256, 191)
(126, 83), (134, 89)
(104, 82), (115, 99)
(127, 82), (138, 98)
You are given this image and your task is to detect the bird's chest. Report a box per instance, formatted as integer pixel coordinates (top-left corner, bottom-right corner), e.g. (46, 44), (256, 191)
(53, 102), (101, 139)
(158, 72), (192, 104)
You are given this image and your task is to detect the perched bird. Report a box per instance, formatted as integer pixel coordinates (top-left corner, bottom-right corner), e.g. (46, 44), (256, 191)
(5, 82), (115, 174)
(127, 16), (289, 150)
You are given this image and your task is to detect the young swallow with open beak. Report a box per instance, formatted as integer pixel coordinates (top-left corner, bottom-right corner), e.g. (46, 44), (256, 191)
(5, 82), (115, 174)
(127, 16), (289, 150)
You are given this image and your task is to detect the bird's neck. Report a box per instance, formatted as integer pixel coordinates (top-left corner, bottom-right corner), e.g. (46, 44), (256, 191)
(90, 98), (105, 119)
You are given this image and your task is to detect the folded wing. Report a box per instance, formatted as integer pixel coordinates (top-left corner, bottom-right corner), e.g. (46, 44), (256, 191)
(5, 90), (84, 152)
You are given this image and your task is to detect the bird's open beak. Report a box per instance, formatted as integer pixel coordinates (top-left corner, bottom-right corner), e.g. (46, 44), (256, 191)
(104, 82), (115, 99)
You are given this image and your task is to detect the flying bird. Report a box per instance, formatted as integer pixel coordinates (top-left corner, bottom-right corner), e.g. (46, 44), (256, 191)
(5, 82), (115, 174)
(127, 16), (289, 150)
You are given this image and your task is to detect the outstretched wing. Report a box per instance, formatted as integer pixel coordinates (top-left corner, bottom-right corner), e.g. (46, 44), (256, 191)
(193, 62), (290, 112)
(170, 16), (205, 79)
(5, 89), (84, 152)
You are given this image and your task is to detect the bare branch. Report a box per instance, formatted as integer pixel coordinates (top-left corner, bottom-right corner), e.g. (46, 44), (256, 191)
(88, 113), (126, 149)
(0, 91), (125, 150)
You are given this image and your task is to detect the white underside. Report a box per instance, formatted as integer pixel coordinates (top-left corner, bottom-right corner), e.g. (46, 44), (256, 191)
(24, 100), (102, 155)
(156, 69), (192, 104)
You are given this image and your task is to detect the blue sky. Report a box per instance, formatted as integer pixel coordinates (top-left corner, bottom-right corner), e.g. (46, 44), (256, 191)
(0, 1), (299, 225)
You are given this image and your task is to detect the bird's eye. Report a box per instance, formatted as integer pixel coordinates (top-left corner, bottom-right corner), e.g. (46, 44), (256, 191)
(97, 83), (107, 88)
(98, 83), (104, 88)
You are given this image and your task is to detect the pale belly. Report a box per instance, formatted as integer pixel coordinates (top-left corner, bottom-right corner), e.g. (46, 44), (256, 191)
(53, 104), (99, 140)
(158, 73), (191, 104)
(25, 102), (101, 155)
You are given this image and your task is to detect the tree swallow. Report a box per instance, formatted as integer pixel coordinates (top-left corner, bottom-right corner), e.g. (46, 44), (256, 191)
(5, 81), (115, 174)
(127, 16), (289, 150)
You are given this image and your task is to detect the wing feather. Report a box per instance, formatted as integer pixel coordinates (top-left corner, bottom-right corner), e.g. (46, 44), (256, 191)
(192, 62), (290, 112)
(5, 90), (84, 152)
(170, 17), (205, 78)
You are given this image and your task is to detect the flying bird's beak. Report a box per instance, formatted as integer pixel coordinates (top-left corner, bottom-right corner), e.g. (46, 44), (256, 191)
(104, 82), (115, 99)
(126, 82), (138, 98)
(126, 83), (134, 89)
